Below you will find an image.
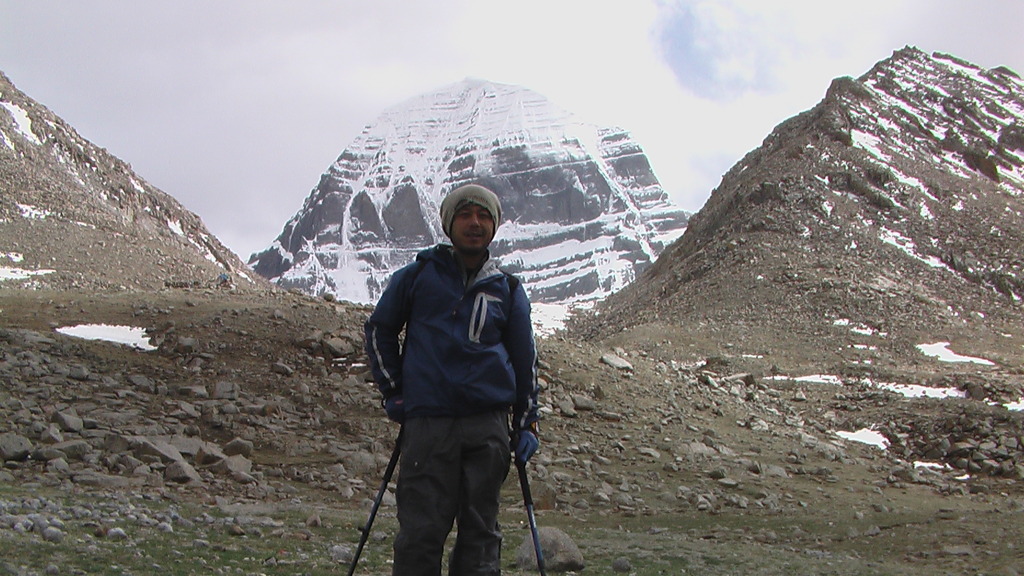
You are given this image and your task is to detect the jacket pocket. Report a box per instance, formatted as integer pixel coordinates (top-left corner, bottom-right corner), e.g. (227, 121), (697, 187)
(467, 291), (506, 344)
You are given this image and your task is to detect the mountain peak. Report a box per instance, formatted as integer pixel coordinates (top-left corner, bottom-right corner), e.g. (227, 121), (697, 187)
(250, 79), (689, 305)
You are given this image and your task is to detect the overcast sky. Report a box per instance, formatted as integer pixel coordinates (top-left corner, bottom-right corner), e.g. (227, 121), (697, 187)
(2, 0), (1022, 260)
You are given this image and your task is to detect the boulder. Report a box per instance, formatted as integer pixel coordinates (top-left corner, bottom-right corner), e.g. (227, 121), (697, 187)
(165, 460), (203, 484)
(0, 433), (33, 461)
(515, 526), (584, 572)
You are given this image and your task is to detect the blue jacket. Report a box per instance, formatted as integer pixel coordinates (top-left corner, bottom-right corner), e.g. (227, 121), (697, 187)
(364, 245), (540, 430)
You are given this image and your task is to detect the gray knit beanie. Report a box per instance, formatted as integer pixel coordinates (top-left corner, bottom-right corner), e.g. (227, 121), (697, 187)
(440, 184), (502, 237)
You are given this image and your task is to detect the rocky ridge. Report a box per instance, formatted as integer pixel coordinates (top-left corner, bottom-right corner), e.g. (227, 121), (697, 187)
(0, 71), (257, 293)
(577, 47), (1024, 368)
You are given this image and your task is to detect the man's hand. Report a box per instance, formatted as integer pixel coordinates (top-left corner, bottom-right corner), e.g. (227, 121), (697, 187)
(384, 395), (405, 423)
(513, 429), (539, 464)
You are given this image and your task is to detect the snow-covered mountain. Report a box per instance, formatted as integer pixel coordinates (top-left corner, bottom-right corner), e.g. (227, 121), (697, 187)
(249, 78), (689, 304)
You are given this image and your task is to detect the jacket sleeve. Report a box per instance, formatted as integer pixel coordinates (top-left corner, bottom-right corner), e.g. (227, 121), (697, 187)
(505, 279), (540, 430)
(364, 264), (416, 399)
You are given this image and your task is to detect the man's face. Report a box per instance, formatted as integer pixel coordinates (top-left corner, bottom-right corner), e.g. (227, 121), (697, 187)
(450, 203), (495, 257)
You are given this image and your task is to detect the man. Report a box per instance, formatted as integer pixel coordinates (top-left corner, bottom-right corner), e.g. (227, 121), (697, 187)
(364, 183), (541, 576)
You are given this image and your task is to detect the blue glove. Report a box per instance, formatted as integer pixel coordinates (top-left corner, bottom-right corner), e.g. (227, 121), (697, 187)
(513, 429), (539, 464)
(384, 395), (405, 423)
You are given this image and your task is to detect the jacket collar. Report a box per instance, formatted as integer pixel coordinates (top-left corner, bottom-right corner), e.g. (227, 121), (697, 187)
(426, 244), (503, 288)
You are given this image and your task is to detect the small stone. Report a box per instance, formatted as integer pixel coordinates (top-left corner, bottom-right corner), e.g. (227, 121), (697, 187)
(223, 437), (254, 457)
(271, 362), (294, 376)
(330, 545), (354, 563)
(68, 365), (91, 380)
(213, 381), (240, 400)
(600, 353), (633, 371)
(53, 410), (84, 432)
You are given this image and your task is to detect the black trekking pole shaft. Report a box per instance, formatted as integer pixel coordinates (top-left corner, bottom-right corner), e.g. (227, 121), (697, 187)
(348, 428), (403, 576)
(516, 460), (547, 576)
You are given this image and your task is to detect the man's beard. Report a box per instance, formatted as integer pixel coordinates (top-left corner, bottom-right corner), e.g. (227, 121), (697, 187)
(455, 244), (487, 258)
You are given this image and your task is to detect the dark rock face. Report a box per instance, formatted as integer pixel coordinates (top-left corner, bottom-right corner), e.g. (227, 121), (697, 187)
(382, 182), (431, 246)
(248, 80), (689, 304)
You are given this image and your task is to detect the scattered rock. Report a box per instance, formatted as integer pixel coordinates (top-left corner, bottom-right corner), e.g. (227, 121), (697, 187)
(165, 460), (203, 484)
(611, 557), (632, 572)
(600, 353), (633, 371)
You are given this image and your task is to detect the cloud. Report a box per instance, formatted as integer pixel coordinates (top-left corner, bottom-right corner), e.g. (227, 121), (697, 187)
(654, 0), (1024, 103)
(643, 0), (1024, 212)
(655, 1), (776, 99)
(653, 0), (886, 100)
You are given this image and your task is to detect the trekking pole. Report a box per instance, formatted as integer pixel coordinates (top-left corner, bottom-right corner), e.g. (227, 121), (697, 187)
(348, 427), (403, 576)
(516, 459), (547, 576)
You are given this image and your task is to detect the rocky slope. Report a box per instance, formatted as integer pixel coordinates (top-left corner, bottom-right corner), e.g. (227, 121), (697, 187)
(0, 71), (257, 292)
(1, 287), (1022, 575)
(575, 48), (1024, 370)
(248, 78), (689, 305)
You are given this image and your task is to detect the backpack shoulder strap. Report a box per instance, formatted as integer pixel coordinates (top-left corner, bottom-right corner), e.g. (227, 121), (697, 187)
(399, 258), (429, 324)
(503, 270), (521, 295)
